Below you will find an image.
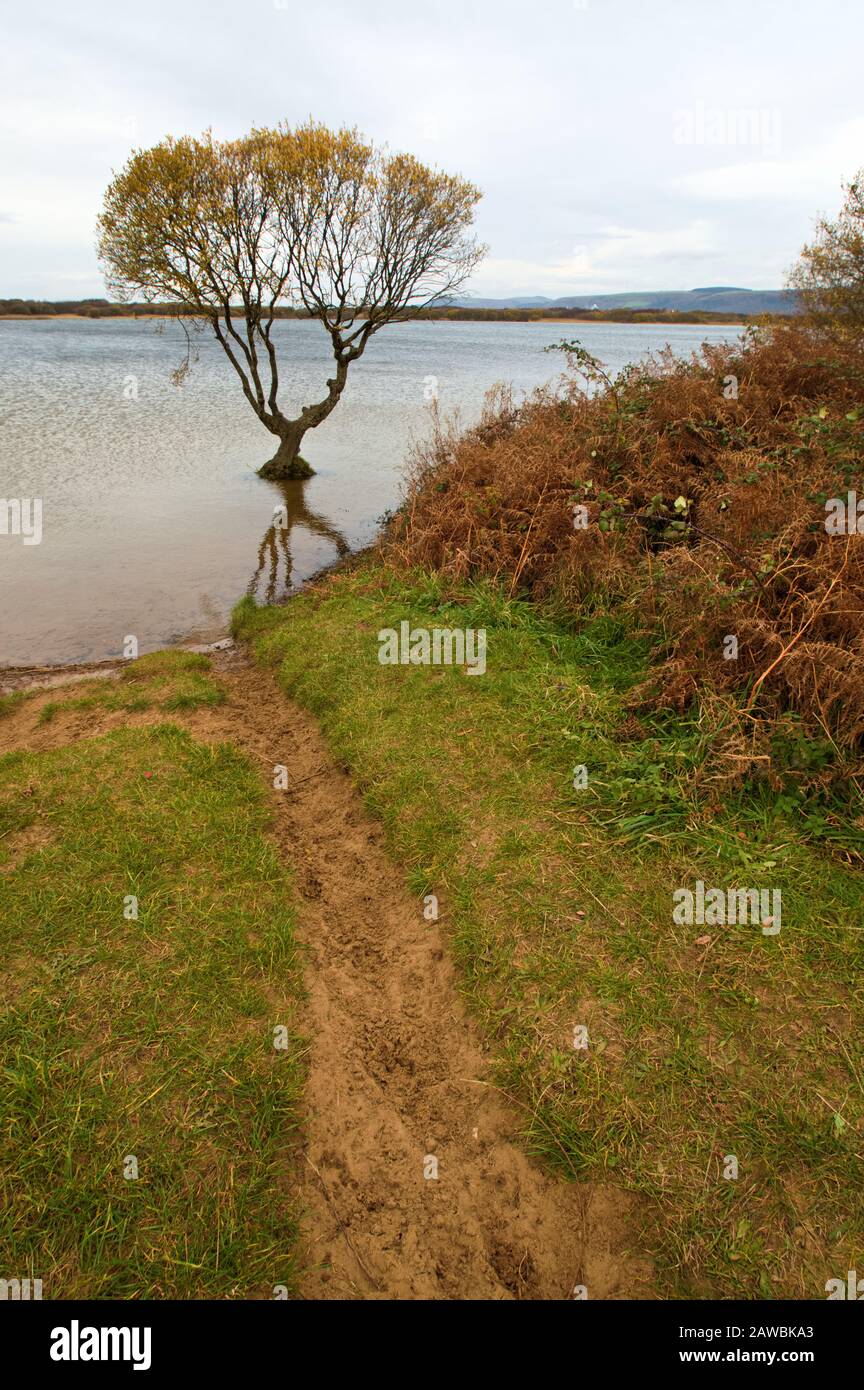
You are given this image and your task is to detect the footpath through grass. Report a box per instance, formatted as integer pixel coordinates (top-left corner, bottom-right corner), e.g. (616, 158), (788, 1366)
(234, 561), (864, 1299)
(0, 653), (304, 1298)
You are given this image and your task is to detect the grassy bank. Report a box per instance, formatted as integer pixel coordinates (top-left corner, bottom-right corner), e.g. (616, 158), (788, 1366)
(234, 563), (864, 1298)
(0, 653), (304, 1298)
(395, 321), (864, 799)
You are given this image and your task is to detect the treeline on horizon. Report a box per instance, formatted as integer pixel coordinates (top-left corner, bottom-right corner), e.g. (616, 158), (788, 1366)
(0, 297), (767, 325)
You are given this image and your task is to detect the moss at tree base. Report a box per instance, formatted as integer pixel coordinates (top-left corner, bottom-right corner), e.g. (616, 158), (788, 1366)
(257, 454), (316, 481)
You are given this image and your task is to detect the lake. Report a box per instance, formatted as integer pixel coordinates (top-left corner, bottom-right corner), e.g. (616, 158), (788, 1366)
(0, 317), (742, 667)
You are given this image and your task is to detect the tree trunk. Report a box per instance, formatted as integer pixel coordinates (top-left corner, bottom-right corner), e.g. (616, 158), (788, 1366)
(258, 425), (315, 480)
(257, 358), (352, 479)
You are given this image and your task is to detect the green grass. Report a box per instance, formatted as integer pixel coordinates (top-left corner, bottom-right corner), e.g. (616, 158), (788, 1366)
(233, 562), (864, 1299)
(36, 650), (226, 724)
(0, 715), (304, 1299)
(0, 691), (28, 719)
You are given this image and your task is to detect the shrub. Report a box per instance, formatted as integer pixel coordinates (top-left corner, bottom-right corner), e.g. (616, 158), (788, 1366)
(388, 321), (864, 792)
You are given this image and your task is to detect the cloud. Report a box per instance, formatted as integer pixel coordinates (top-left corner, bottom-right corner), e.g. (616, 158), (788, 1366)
(0, 101), (139, 148)
(470, 222), (719, 296)
(670, 118), (864, 205)
(3, 0), (864, 297)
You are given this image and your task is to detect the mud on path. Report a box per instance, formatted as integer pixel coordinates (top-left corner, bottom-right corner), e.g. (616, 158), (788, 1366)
(2, 645), (654, 1300)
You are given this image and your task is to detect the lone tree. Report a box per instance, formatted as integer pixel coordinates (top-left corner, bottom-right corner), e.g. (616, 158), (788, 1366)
(788, 170), (864, 339)
(98, 122), (484, 478)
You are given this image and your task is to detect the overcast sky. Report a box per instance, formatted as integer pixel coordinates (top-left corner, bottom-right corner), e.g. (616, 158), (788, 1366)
(2, 0), (862, 299)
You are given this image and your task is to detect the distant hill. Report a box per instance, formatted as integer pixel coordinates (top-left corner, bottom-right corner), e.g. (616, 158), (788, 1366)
(451, 287), (799, 315)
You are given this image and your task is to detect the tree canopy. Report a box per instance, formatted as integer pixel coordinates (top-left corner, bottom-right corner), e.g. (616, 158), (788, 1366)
(98, 122), (484, 477)
(788, 171), (864, 339)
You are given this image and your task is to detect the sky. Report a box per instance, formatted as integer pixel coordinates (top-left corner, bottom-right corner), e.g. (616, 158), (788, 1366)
(1, 0), (862, 300)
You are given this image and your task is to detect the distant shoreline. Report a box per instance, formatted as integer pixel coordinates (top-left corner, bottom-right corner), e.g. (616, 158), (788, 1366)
(0, 310), (755, 327)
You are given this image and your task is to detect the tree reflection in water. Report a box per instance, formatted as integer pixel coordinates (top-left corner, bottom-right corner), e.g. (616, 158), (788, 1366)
(248, 479), (350, 604)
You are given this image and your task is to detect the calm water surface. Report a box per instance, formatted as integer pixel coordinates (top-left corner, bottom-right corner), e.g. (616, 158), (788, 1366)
(0, 317), (741, 666)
